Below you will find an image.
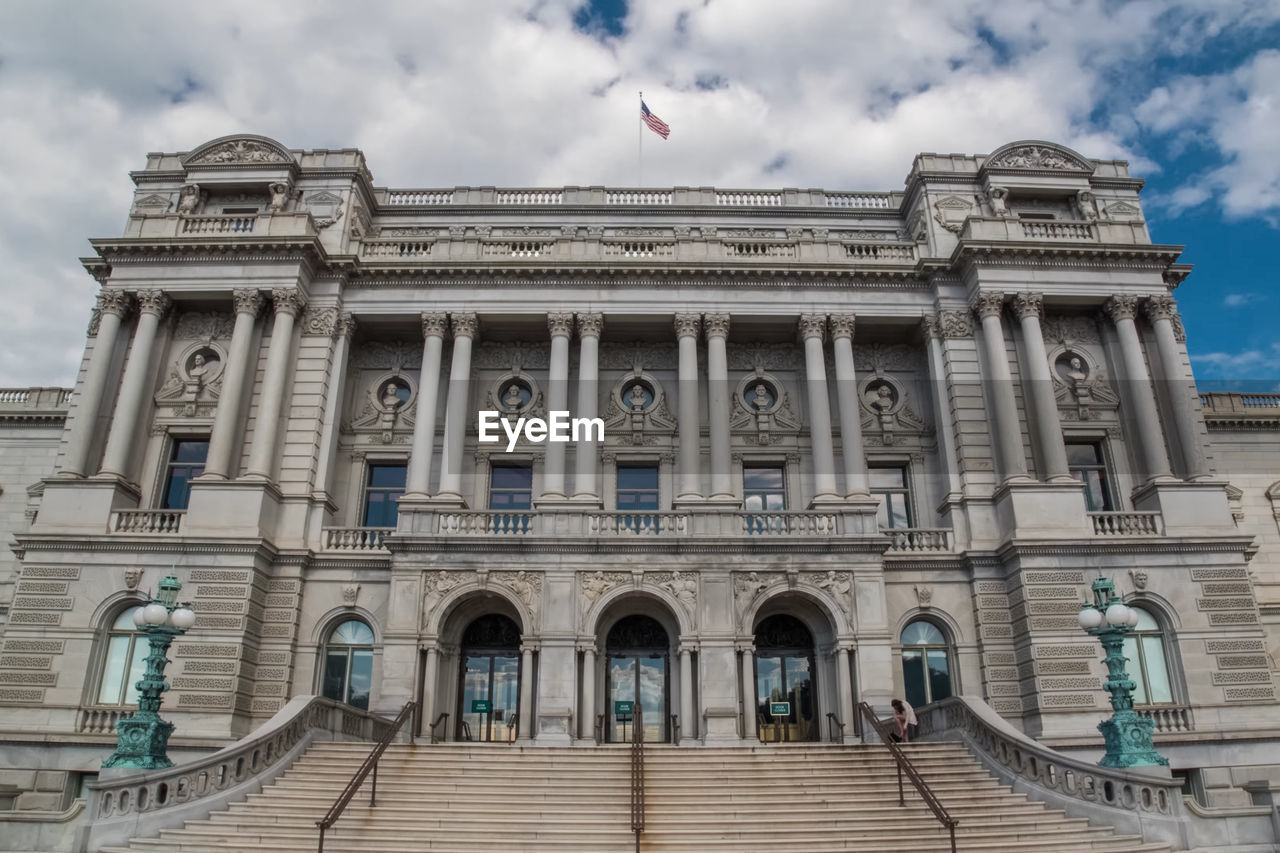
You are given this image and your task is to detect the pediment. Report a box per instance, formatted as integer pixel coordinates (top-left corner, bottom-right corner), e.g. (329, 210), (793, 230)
(306, 190), (343, 204)
(133, 193), (173, 211)
(1104, 201), (1143, 220)
(983, 141), (1093, 173)
(183, 134), (293, 167)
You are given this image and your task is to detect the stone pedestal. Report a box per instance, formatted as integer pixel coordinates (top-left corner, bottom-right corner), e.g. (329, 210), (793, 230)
(183, 479), (282, 539)
(1132, 479), (1235, 536)
(33, 477), (140, 534)
(992, 480), (1091, 539)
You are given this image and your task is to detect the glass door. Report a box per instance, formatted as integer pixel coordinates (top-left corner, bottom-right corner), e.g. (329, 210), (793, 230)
(608, 654), (668, 742)
(459, 653), (520, 742)
(753, 614), (817, 742)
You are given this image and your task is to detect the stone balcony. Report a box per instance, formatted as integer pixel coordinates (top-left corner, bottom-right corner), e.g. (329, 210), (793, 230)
(1200, 391), (1280, 431)
(959, 216), (1150, 245)
(376, 185), (901, 209)
(121, 212), (317, 240)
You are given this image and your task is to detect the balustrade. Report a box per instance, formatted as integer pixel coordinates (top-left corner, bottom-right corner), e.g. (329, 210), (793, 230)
(724, 241), (796, 259)
(740, 511), (839, 536)
(1089, 511), (1164, 536)
(360, 240), (435, 258)
(481, 241), (554, 258)
(587, 512), (689, 536)
(77, 706), (133, 734)
(322, 527), (390, 551)
(601, 241), (675, 259)
(385, 190), (454, 205)
(606, 190), (672, 205)
(883, 528), (953, 553)
(716, 190), (782, 206)
(111, 510), (184, 535)
(494, 190), (562, 205)
(826, 192), (894, 208)
(1137, 704), (1195, 733)
(843, 242), (915, 261)
(180, 215), (255, 234)
(436, 511), (534, 536)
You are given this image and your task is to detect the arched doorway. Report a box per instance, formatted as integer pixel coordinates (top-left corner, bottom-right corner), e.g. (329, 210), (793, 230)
(606, 614), (670, 743)
(753, 614), (817, 742)
(457, 614), (522, 742)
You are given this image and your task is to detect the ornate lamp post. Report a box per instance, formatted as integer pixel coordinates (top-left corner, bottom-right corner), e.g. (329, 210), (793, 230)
(1077, 575), (1168, 768)
(102, 574), (196, 770)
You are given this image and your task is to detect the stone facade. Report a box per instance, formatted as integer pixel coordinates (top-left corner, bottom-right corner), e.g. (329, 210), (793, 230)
(0, 134), (1277, 819)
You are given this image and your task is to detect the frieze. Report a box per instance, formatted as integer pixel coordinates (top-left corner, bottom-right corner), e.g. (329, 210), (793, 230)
(0, 656), (52, 669)
(492, 571), (542, 616)
(1023, 571), (1085, 585)
(580, 570), (632, 614)
(1, 640), (64, 654)
(1206, 639), (1265, 653)
(174, 311), (235, 342)
(195, 585), (250, 598)
(852, 343), (923, 374)
(0, 672), (57, 685)
(472, 341), (550, 370)
(1035, 644), (1096, 658)
(20, 567), (80, 579)
(302, 307), (339, 337)
(351, 340), (424, 371)
(9, 613), (59, 625)
(178, 694), (234, 708)
(986, 144), (1092, 171)
(1225, 687), (1276, 701)
(12, 597), (73, 610)
(1218, 655), (1270, 669)
(938, 311), (973, 339)
(1039, 693), (1097, 707)
(16, 582), (68, 595)
(190, 570), (252, 583)
(598, 342), (678, 371)
(1209, 612), (1258, 625)
(187, 138), (291, 165)
(1042, 315), (1102, 347)
(726, 342), (805, 372)
(1191, 568), (1248, 581)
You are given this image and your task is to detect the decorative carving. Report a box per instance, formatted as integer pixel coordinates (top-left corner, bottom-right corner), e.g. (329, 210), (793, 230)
(177, 184), (205, 214)
(1010, 293), (1044, 320)
(351, 340), (422, 371)
(579, 570), (629, 615)
(302, 307), (338, 337)
(577, 313), (603, 338)
(988, 186), (1010, 218)
(1103, 295), (1138, 324)
(124, 568), (142, 590)
(231, 289), (265, 318)
(302, 191), (344, 229)
(451, 313), (479, 339)
(730, 372), (801, 437)
(1042, 315), (1101, 347)
(852, 343), (923, 374)
(810, 571), (852, 617)
(915, 585), (933, 608)
(270, 288), (306, 318)
(673, 313), (701, 339)
(798, 314), (826, 341)
(1103, 201), (1143, 221)
(920, 315), (941, 340)
(187, 138), (292, 165)
(547, 312), (574, 338)
(829, 314), (855, 341)
(422, 571), (465, 622)
(343, 583), (360, 606)
(268, 182), (291, 213)
(734, 571), (776, 616)
(932, 195), (973, 233)
(985, 143), (1092, 172)
(1143, 295), (1177, 324)
(420, 312), (448, 338)
(1076, 190), (1099, 221)
(495, 571), (541, 618)
(858, 375), (926, 442)
(132, 290), (170, 318)
(1129, 570), (1148, 591)
(1171, 313), (1186, 343)
(939, 311), (974, 338)
(973, 292), (1006, 320)
(704, 313), (731, 340)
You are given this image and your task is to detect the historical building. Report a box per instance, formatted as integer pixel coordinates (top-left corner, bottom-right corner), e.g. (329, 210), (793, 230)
(1, 134), (1279, 840)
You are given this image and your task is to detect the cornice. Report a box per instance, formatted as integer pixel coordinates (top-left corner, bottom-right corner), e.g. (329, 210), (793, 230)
(952, 241), (1184, 273)
(382, 535), (892, 556)
(369, 202), (907, 219)
(343, 269), (930, 290)
(1204, 418), (1280, 431)
(993, 535), (1257, 560)
(13, 534), (280, 560)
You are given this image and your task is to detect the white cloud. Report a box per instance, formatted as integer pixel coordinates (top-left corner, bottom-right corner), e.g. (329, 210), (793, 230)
(1, 0), (1279, 385)
(1223, 293), (1263, 307)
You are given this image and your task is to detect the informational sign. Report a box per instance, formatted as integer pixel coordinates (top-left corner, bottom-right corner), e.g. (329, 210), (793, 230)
(770, 701), (791, 717)
(614, 700), (634, 718)
(471, 699), (491, 713)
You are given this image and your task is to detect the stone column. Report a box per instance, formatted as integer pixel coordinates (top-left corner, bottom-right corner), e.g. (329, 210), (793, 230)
(313, 314), (355, 497)
(828, 314), (869, 495)
(519, 644), (535, 740)
(422, 645), (439, 737)
(704, 314), (733, 500)
(1144, 295), (1209, 480)
(203, 289), (265, 479)
(836, 645), (854, 742)
(679, 645), (695, 743)
(244, 288), (305, 480)
(540, 313), (574, 500)
(674, 314), (703, 502)
(579, 644), (597, 740)
(572, 314), (604, 503)
(921, 316), (962, 496)
(404, 313), (448, 497)
(800, 314), (840, 503)
(739, 644), (756, 740)
(437, 313), (478, 503)
(974, 292), (1029, 481)
(63, 291), (132, 477)
(1010, 293), (1071, 481)
(1104, 296), (1172, 481)
(98, 290), (171, 479)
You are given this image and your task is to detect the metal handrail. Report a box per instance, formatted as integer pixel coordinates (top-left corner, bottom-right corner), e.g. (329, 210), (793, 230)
(826, 711), (845, 742)
(630, 701), (645, 853)
(857, 701), (957, 853)
(316, 701), (416, 852)
(669, 713), (679, 744)
(506, 713), (519, 744)
(595, 713), (604, 744)
(429, 712), (449, 744)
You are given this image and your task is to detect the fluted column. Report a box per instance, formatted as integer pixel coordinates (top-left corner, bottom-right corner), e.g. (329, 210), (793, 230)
(836, 645), (854, 741)
(704, 314), (733, 500)
(540, 313), (574, 500)
(680, 646), (695, 743)
(437, 313), (478, 502)
(829, 314), (869, 495)
(519, 644), (535, 740)
(1105, 296), (1172, 481)
(573, 314), (604, 502)
(244, 288), (306, 480)
(674, 314), (703, 502)
(1011, 293), (1071, 481)
(974, 292), (1029, 481)
(63, 291), (132, 477)
(580, 644), (597, 740)
(800, 314), (840, 503)
(739, 645), (757, 740)
(98, 290), (171, 479)
(404, 313), (448, 497)
(1144, 295), (1209, 480)
(921, 316), (962, 495)
(203, 289), (265, 479)
(314, 314), (355, 496)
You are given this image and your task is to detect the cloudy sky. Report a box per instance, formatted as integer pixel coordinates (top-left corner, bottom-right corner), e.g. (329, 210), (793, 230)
(0, 0), (1277, 388)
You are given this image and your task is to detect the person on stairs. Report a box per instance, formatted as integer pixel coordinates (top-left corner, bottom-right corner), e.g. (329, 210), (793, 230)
(890, 698), (918, 742)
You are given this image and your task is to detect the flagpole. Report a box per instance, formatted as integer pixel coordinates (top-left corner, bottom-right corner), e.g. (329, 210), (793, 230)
(638, 90), (643, 187)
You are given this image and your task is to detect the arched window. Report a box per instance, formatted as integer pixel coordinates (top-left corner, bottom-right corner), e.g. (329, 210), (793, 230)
(1123, 606), (1174, 705)
(322, 620), (375, 711)
(900, 620), (953, 708)
(96, 606), (148, 706)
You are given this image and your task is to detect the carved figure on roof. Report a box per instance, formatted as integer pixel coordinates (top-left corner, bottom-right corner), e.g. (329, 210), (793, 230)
(177, 184), (203, 215)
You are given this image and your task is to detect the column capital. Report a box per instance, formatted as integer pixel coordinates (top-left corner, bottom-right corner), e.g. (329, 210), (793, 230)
(231, 288), (265, 318)
(972, 291), (1006, 320)
(98, 289), (133, 318)
(678, 643), (699, 656)
(576, 641), (598, 655)
(519, 643), (540, 655)
(1143, 294), (1177, 324)
(829, 313), (855, 341)
(269, 287), (306, 318)
(1103, 294), (1139, 323)
(134, 289), (171, 318)
(673, 313), (701, 339)
(421, 312), (448, 339)
(703, 313), (730, 340)
(798, 313), (827, 341)
(336, 312), (357, 340)
(548, 312), (575, 338)
(450, 312), (478, 339)
(920, 314), (941, 340)
(577, 312), (604, 338)
(1010, 292), (1044, 321)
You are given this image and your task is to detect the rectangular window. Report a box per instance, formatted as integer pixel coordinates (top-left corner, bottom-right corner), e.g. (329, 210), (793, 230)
(870, 465), (912, 529)
(489, 465), (533, 533)
(743, 466), (786, 534)
(1017, 212), (1056, 220)
(162, 438), (208, 510)
(1067, 441), (1113, 511)
(617, 465), (659, 532)
(362, 463), (407, 527)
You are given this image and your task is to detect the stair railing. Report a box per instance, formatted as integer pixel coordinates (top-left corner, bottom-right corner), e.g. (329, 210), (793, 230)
(506, 713), (519, 743)
(630, 701), (646, 853)
(826, 711), (845, 742)
(429, 712), (449, 744)
(857, 701), (957, 853)
(595, 713), (604, 744)
(316, 700), (416, 853)
(669, 713), (680, 744)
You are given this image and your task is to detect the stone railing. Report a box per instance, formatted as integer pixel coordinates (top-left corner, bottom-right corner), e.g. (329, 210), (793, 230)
(883, 527), (953, 553)
(360, 239), (436, 258)
(495, 189), (563, 205)
(587, 512), (690, 536)
(1089, 511), (1164, 536)
(385, 189), (454, 205)
(606, 189), (673, 205)
(723, 241), (796, 259)
(1199, 391), (1280, 413)
(124, 212), (316, 240)
(321, 526), (391, 552)
(602, 240), (676, 259)
(960, 216), (1149, 246)
(435, 511), (535, 536)
(1137, 704), (1195, 733)
(80, 696), (397, 853)
(110, 510), (185, 535)
(915, 695), (1188, 847)
(738, 511), (839, 536)
(76, 705), (133, 734)
(716, 190), (783, 206)
(826, 192), (894, 209)
(374, 185), (903, 209)
(0, 387), (72, 416)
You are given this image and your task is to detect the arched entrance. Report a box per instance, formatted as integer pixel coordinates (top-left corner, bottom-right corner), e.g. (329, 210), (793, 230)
(457, 614), (522, 742)
(606, 614), (670, 743)
(753, 614), (817, 742)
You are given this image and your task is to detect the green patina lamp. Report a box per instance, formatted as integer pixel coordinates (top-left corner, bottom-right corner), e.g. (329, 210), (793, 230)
(1077, 575), (1169, 768)
(102, 574), (196, 770)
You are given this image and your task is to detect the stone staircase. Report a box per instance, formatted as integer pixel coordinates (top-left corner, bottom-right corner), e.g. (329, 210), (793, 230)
(101, 741), (1173, 852)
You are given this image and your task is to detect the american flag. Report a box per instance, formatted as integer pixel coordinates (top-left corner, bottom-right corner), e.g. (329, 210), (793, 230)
(641, 100), (670, 139)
